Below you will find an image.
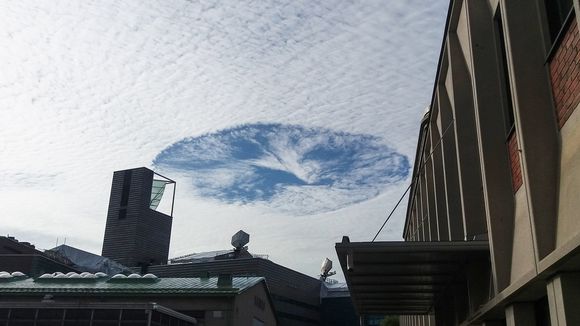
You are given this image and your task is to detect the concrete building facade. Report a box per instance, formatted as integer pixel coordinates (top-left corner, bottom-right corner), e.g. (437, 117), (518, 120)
(338, 0), (580, 325)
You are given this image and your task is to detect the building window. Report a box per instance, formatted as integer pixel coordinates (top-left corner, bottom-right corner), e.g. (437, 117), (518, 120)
(493, 9), (515, 138)
(118, 170), (132, 219)
(545, 0), (574, 43)
(494, 8), (523, 192)
(120, 170), (132, 207)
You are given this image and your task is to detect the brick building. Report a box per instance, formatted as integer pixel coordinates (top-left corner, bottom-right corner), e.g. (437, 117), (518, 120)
(337, 0), (580, 325)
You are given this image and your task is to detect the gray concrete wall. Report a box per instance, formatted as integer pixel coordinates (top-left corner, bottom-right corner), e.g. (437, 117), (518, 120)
(556, 104), (580, 246)
(509, 185), (535, 283)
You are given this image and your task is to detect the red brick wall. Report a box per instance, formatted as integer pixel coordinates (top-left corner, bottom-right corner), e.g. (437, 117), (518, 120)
(549, 17), (580, 129)
(507, 131), (522, 192)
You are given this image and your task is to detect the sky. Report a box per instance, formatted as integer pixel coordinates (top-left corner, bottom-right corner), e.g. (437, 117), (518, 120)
(0, 0), (448, 281)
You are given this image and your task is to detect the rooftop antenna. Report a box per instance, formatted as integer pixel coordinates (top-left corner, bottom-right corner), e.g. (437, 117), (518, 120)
(231, 230), (250, 252)
(320, 258), (336, 281)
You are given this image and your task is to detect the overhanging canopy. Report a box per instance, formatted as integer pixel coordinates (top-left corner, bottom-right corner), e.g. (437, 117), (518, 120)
(336, 237), (489, 315)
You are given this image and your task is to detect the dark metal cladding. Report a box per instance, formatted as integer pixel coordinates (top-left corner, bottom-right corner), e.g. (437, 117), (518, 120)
(0, 237), (79, 277)
(101, 167), (173, 267)
(148, 258), (324, 325)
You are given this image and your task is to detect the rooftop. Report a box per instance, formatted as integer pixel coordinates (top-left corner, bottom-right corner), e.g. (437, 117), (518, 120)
(0, 272), (265, 296)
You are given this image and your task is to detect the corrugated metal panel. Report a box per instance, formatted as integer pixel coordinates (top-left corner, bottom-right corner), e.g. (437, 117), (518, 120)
(0, 276), (263, 295)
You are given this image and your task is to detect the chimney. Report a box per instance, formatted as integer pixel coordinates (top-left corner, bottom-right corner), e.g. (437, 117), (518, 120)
(217, 274), (232, 287)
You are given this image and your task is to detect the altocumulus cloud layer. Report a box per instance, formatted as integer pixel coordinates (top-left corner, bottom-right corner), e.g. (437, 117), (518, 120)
(0, 0), (448, 278)
(154, 123), (409, 215)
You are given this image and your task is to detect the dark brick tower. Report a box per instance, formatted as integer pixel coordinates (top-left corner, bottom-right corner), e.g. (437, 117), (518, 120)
(102, 167), (175, 268)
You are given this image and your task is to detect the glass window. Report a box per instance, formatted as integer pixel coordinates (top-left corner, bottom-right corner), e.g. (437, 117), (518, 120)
(545, 0), (574, 43)
(493, 9), (516, 137)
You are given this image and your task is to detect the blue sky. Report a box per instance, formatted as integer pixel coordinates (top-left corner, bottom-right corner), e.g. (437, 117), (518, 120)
(0, 0), (448, 280)
(154, 123), (410, 214)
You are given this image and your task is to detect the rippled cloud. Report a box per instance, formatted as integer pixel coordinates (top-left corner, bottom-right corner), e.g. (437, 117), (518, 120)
(0, 0), (448, 278)
(154, 123), (409, 214)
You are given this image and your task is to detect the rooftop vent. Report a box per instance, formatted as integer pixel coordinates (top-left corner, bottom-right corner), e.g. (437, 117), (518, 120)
(79, 272), (98, 278)
(108, 273), (159, 283)
(0, 272), (27, 282)
(36, 272), (100, 282)
(217, 274), (232, 287)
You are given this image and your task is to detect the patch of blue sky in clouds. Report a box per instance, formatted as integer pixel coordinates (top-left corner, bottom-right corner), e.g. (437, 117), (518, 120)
(154, 123), (409, 214)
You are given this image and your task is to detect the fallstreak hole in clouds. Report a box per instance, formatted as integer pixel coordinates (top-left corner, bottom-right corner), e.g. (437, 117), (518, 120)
(153, 123), (409, 215)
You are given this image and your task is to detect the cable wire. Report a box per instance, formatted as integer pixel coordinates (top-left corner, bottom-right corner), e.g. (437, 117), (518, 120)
(371, 119), (455, 241)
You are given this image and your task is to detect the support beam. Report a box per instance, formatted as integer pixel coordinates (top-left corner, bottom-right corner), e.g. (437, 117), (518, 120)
(446, 31), (487, 239)
(464, 0), (515, 293)
(505, 303), (536, 326)
(430, 109), (450, 241)
(547, 273), (580, 326)
(437, 85), (465, 240)
(502, 0), (559, 261)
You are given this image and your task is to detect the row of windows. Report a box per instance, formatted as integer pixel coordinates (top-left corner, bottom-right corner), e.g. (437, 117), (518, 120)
(0, 308), (194, 326)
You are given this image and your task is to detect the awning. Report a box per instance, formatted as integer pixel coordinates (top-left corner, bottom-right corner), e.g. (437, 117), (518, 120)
(335, 237), (489, 315)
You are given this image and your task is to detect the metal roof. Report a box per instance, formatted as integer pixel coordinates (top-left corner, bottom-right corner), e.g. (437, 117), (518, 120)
(170, 250), (236, 263)
(335, 237), (489, 315)
(0, 276), (264, 296)
(46, 244), (132, 275)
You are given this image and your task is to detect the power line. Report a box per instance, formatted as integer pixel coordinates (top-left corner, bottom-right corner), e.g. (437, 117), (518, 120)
(371, 119), (455, 242)
(371, 183), (412, 242)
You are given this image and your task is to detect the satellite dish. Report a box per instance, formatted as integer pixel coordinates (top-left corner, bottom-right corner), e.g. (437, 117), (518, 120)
(321, 258), (332, 275)
(231, 230), (250, 250)
(320, 258), (336, 280)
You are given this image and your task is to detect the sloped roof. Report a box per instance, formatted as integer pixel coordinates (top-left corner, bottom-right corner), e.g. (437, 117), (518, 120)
(0, 276), (265, 296)
(46, 245), (131, 275)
